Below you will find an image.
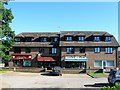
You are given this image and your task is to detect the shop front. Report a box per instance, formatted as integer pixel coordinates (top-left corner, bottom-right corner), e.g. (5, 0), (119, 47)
(37, 56), (56, 69)
(64, 56), (88, 69)
(12, 54), (32, 67)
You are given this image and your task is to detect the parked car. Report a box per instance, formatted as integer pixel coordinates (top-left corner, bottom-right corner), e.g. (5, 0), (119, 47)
(108, 69), (120, 85)
(51, 66), (62, 76)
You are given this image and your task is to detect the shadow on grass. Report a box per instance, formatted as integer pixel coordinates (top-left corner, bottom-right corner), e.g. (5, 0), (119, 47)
(40, 72), (60, 76)
(84, 83), (110, 87)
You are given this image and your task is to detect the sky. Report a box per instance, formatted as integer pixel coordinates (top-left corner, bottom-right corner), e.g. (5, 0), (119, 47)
(5, 2), (118, 41)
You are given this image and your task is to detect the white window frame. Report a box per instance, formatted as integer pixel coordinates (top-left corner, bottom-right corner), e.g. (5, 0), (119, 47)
(94, 60), (114, 68)
(106, 60), (114, 67)
(94, 60), (102, 67)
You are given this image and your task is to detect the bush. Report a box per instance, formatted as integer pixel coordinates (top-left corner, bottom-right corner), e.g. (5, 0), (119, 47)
(101, 83), (120, 90)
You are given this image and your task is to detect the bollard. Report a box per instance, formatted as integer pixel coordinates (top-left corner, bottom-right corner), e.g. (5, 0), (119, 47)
(13, 67), (16, 72)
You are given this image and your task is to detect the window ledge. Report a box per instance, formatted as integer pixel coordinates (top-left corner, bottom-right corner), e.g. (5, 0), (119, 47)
(105, 53), (113, 54)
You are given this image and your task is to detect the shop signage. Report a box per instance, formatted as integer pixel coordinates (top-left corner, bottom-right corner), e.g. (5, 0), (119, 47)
(64, 56), (87, 62)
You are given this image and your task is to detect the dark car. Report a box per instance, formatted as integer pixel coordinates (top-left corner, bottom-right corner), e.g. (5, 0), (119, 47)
(108, 69), (120, 85)
(51, 66), (62, 76)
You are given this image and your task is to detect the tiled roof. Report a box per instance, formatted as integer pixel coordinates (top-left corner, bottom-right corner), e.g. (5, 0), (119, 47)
(13, 42), (54, 47)
(60, 31), (110, 36)
(14, 31), (119, 47)
(16, 32), (60, 38)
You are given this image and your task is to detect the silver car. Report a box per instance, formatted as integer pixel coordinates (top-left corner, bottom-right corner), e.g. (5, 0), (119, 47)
(51, 66), (62, 76)
(108, 70), (120, 85)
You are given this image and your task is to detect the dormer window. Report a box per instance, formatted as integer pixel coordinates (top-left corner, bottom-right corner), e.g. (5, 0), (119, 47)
(78, 36), (85, 41)
(66, 36), (72, 41)
(94, 37), (100, 42)
(105, 37), (111, 42)
(15, 38), (21, 42)
(25, 38), (31, 42)
(54, 38), (58, 42)
(42, 37), (47, 42)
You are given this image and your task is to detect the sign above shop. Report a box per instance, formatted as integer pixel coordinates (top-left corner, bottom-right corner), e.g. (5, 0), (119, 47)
(64, 56), (87, 62)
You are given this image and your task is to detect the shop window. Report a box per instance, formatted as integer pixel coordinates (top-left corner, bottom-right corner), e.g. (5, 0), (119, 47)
(94, 60), (102, 67)
(94, 60), (114, 67)
(66, 47), (74, 54)
(94, 47), (100, 53)
(23, 60), (31, 67)
(107, 61), (114, 67)
(65, 62), (86, 69)
(105, 47), (113, 54)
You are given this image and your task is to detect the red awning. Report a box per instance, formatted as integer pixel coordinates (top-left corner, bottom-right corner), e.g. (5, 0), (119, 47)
(12, 54), (32, 60)
(37, 57), (56, 62)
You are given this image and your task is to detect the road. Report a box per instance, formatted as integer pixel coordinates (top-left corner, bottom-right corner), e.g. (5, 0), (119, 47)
(0, 72), (109, 89)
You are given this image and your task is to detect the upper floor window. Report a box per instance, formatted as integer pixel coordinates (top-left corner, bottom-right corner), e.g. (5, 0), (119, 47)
(25, 48), (31, 53)
(15, 38), (21, 42)
(39, 48), (44, 53)
(94, 47), (100, 53)
(80, 47), (85, 53)
(66, 36), (72, 41)
(42, 38), (47, 42)
(25, 38), (31, 42)
(51, 48), (57, 54)
(105, 37), (111, 42)
(66, 47), (74, 54)
(105, 47), (113, 54)
(94, 37), (100, 42)
(78, 37), (85, 41)
(14, 48), (21, 53)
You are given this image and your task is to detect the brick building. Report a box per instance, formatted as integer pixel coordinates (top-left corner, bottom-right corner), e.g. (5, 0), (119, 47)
(10, 31), (119, 70)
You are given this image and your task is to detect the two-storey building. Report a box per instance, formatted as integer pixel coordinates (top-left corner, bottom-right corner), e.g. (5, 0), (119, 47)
(10, 31), (119, 70)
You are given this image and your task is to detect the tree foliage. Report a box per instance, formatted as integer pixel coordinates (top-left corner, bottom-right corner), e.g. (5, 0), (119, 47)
(0, 1), (15, 63)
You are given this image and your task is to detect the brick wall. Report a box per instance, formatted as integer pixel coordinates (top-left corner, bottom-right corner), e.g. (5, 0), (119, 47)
(61, 47), (117, 69)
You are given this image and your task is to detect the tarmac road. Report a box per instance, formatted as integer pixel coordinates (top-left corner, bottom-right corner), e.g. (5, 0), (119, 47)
(0, 72), (109, 89)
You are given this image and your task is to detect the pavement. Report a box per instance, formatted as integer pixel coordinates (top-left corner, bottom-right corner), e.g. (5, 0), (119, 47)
(0, 72), (109, 89)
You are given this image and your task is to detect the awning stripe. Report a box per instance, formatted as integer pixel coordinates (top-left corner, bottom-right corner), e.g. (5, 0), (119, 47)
(37, 57), (56, 62)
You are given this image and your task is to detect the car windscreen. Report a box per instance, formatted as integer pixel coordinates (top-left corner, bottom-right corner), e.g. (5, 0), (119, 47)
(109, 71), (116, 76)
(54, 67), (61, 70)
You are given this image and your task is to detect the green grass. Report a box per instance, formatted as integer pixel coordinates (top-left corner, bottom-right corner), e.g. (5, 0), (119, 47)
(0, 69), (12, 74)
(88, 72), (107, 77)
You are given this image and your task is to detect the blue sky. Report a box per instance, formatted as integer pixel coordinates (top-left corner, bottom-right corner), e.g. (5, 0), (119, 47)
(5, 2), (118, 41)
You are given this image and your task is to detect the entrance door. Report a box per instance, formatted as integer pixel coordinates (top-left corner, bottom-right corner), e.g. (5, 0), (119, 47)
(102, 61), (106, 69)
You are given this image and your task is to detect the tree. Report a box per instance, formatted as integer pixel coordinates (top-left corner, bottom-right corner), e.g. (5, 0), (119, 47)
(0, 1), (15, 65)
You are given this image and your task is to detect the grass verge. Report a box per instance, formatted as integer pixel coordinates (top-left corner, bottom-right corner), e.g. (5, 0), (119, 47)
(88, 72), (107, 77)
(0, 69), (12, 74)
